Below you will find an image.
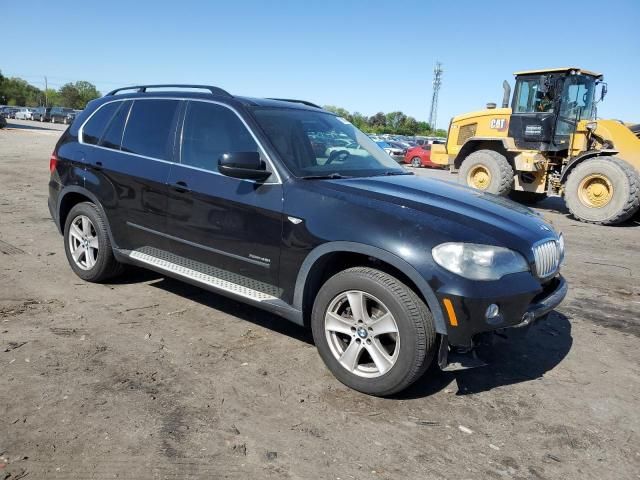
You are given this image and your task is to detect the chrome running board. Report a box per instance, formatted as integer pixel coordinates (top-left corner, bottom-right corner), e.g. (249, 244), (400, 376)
(129, 246), (281, 302)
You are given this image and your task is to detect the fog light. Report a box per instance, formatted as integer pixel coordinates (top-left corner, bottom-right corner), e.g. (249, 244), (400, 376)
(485, 304), (500, 319)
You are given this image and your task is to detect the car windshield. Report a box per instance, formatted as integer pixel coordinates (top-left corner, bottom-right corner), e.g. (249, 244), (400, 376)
(252, 108), (406, 178)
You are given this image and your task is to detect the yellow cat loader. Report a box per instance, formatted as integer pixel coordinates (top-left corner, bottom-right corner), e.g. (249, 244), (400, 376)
(431, 67), (640, 225)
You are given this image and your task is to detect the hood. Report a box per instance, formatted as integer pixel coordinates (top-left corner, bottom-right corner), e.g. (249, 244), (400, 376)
(319, 174), (558, 250)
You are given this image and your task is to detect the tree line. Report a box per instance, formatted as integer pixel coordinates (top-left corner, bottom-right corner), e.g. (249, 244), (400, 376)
(0, 71), (101, 109)
(323, 105), (447, 137)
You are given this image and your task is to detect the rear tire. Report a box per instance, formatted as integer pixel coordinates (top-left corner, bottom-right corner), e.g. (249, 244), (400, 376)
(459, 149), (514, 196)
(63, 202), (124, 282)
(564, 156), (640, 225)
(311, 267), (436, 396)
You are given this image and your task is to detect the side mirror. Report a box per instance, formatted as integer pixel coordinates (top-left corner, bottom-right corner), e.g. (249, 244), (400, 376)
(218, 152), (271, 181)
(600, 82), (608, 101)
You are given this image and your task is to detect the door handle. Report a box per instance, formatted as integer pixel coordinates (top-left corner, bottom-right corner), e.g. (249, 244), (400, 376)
(171, 181), (191, 193)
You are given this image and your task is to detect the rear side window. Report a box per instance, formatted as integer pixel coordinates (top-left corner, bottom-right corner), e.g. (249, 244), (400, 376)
(99, 101), (132, 150)
(121, 100), (179, 160)
(181, 101), (258, 171)
(82, 102), (120, 145)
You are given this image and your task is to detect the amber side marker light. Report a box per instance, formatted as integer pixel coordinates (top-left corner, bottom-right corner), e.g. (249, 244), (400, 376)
(443, 298), (458, 326)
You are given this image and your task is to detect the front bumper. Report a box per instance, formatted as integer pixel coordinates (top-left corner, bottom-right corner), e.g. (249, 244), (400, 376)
(436, 273), (567, 347)
(511, 276), (567, 328)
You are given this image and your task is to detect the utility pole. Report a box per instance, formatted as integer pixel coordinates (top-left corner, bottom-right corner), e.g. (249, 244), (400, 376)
(428, 62), (443, 132)
(44, 76), (48, 107)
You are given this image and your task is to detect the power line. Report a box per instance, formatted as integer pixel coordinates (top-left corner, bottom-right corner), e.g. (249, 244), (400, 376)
(428, 62), (443, 131)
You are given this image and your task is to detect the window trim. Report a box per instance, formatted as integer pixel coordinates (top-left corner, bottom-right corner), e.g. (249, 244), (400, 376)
(78, 97), (282, 185)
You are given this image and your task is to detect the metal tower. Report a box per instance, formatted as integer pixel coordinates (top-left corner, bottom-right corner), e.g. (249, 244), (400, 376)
(428, 62), (443, 131)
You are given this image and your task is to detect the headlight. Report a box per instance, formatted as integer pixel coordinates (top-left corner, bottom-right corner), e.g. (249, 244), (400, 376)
(586, 121), (597, 131)
(432, 243), (529, 280)
(558, 233), (565, 264)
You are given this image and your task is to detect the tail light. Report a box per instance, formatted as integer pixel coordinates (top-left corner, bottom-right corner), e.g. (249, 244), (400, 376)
(49, 152), (58, 173)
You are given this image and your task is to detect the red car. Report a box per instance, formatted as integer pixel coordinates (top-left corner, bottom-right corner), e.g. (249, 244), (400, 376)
(403, 145), (441, 168)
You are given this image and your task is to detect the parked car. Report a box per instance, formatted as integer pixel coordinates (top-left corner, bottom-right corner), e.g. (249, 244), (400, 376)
(32, 107), (52, 122)
(376, 141), (405, 162)
(48, 84), (567, 396)
(0, 107), (19, 119)
(404, 145), (442, 168)
(50, 107), (75, 124)
(0, 116), (6, 129)
(15, 108), (34, 120)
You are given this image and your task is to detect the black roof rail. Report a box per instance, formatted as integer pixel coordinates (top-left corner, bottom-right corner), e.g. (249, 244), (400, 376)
(106, 84), (232, 97)
(268, 98), (322, 109)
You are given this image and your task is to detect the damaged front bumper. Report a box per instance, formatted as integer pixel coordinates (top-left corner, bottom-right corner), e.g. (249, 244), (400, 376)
(437, 275), (568, 371)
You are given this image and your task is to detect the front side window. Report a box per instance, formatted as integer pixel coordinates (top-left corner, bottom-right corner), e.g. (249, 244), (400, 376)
(513, 77), (555, 113)
(82, 102), (120, 145)
(121, 100), (180, 160)
(180, 101), (259, 171)
(252, 108), (404, 178)
(555, 75), (597, 137)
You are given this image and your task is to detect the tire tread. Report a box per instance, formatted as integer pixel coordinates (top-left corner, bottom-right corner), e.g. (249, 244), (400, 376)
(565, 157), (640, 225)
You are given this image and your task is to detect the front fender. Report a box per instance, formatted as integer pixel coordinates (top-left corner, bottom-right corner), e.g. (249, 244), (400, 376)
(293, 241), (447, 334)
(560, 149), (618, 183)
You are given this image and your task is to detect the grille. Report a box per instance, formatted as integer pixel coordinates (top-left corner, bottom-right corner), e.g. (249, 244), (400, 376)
(457, 123), (477, 145)
(533, 240), (561, 278)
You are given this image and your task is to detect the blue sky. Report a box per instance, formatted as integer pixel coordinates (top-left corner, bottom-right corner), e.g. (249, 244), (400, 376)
(4, 0), (639, 126)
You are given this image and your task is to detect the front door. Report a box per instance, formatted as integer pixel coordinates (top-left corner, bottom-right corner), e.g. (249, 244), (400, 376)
(165, 100), (283, 293)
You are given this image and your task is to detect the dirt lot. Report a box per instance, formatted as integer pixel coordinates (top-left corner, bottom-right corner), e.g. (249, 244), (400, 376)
(1, 119), (639, 480)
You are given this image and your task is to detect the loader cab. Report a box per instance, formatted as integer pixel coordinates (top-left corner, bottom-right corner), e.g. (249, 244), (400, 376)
(507, 68), (602, 152)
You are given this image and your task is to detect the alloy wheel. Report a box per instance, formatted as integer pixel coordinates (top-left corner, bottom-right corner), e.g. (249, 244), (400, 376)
(324, 290), (400, 378)
(68, 215), (99, 270)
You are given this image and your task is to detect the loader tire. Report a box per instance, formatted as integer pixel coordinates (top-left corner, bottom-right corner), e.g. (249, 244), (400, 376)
(564, 156), (640, 225)
(459, 149), (513, 196)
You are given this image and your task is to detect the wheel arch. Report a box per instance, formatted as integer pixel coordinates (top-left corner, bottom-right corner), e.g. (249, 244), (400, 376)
(453, 137), (512, 170)
(560, 149), (619, 183)
(293, 242), (446, 334)
(57, 186), (117, 247)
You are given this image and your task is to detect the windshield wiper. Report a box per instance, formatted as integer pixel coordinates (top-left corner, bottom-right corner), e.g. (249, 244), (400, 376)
(300, 173), (346, 180)
(375, 170), (413, 176)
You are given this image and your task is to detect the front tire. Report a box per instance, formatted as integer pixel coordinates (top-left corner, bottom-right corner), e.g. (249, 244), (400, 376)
(411, 157), (422, 168)
(311, 267), (436, 396)
(459, 149), (514, 196)
(564, 156), (640, 225)
(63, 202), (123, 282)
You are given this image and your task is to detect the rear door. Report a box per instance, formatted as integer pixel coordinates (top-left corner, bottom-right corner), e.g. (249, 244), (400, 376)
(81, 98), (181, 252)
(164, 100), (284, 289)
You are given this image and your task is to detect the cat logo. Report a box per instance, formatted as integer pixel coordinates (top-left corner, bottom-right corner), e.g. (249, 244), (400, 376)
(489, 118), (508, 131)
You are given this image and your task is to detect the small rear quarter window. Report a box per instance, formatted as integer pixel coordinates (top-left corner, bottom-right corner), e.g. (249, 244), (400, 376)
(82, 102), (120, 145)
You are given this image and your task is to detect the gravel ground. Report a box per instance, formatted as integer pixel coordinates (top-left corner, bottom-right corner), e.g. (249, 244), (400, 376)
(1, 119), (639, 479)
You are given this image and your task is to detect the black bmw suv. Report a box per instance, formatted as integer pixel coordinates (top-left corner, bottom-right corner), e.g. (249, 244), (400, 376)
(48, 85), (567, 396)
